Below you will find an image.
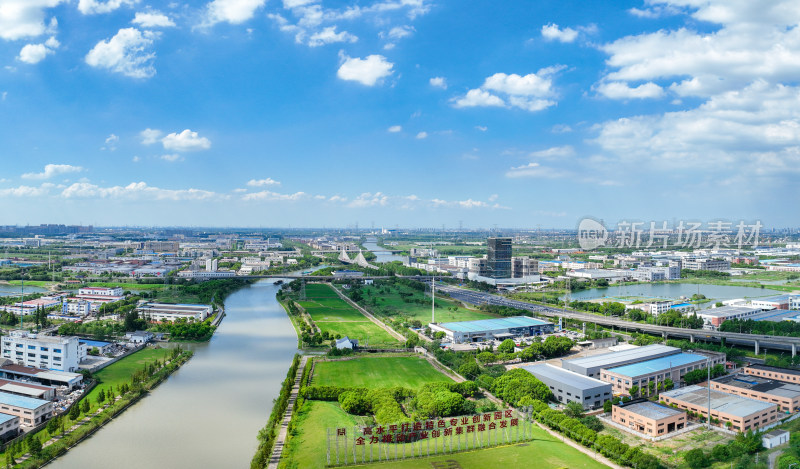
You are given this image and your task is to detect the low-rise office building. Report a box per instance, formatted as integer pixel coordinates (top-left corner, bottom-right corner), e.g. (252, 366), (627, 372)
(430, 316), (554, 344)
(561, 344), (680, 379)
(711, 373), (800, 413)
(0, 393), (53, 427)
(136, 302), (212, 322)
(522, 364), (612, 409)
(0, 331), (81, 372)
(660, 385), (778, 432)
(601, 352), (724, 396)
(611, 399), (687, 437)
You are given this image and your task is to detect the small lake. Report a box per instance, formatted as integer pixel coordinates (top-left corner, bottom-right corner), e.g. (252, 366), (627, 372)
(564, 282), (777, 303)
(363, 237), (405, 263)
(0, 284), (47, 297)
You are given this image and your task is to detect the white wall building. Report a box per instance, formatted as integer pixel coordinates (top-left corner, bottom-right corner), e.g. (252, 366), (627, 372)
(137, 302), (212, 322)
(1, 331), (81, 372)
(77, 286), (123, 297)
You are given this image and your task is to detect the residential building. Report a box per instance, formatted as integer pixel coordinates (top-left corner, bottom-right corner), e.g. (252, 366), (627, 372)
(487, 237), (512, 279)
(429, 316), (554, 344)
(561, 344), (681, 379)
(711, 373), (800, 413)
(522, 364), (612, 409)
(511, 257), (538, 278)
(612, 399), (687, 437)
(600, 352), (725, 396)
(136, 302), (212, 322)
(660, 385), (778, 432)
(0, 393), (53, 427)
(1, 331), (81, 372)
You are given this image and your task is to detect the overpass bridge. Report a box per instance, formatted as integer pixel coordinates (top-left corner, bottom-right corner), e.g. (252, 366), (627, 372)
(433, 283), (800, 357)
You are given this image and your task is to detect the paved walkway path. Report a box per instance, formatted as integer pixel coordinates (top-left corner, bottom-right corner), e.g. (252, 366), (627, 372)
(267, 355), (309, 469)
(331, 286), (407, 343)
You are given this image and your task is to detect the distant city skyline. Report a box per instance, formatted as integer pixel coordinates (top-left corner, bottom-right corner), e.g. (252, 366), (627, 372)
(0, 0), (797, 227)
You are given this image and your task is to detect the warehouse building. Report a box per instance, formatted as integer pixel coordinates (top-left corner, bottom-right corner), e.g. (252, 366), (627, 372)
(612, 399), (687, 437)
(136, 302), (212, 322)
(0, 393), (54, 427)
(696, 305), (763, 330)
(743, 364), (800, 384)
(0, 413), (19, 441)
(601, 352), (726, 396)
(561, 344), (680, 378)
(660, 385), (778, 432)
(712, 373), (800, 413)
(0, 362), (83, 390)
(522, 363), (612, 409)
(429, 316), (554, 344)
(0, 379), (54, 400)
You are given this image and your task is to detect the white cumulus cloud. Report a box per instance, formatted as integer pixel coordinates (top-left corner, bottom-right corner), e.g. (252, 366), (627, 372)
(139, 128), (163, 145)
(429, 76), (447, 89)
(596, 81), (665, 99)
(541, 23), (578, 42)
(85, 27), (157, 79)
(78, 0), (137, 15)
(415, 131), (427, 139)
(247, 178), (281, 186)
(161, 129), (211, 152)
(337, 53), (394, 86)
(204, 0), (266, 26)
(307, 26), (357, 47)
(21, 164), (84, 180)
(387, 125), (402, 133)
(0, 1), (63, 41)
(453, 67), (560, 112)
(132, 11), (175, 28)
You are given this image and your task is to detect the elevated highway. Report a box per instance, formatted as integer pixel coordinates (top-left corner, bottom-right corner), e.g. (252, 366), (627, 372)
(433, 283), (800, 356)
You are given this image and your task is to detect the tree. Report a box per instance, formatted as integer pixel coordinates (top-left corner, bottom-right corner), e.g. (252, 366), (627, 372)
(26, 435), (42, 458)
(97, 389), (106, 404)
(458, 361), (480, 380)
(685, 448), (709, 469)
(629, 385), (639, 398)
(603, 400), (613, 413)
(69, 403), (80, 421)
(81, 399), (90, 414)
(46, 416), (59, 434)
(564, 401), (585, 419)
(497, 339), (516, 354)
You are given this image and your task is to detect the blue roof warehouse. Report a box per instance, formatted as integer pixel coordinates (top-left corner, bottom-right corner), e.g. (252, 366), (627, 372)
(428, 316), (554, 344)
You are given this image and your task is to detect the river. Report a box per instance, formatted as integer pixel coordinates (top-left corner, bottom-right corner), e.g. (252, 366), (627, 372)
(564, 282), (776, 303)
(52, 279), (297, 468)
(363, 237), (405, 263)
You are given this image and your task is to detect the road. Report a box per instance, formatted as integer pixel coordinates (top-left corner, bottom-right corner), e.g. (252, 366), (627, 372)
(433, 283), (800, 355)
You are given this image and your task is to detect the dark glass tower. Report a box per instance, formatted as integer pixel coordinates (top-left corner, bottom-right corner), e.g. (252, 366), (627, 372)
(487, 237), (512, 279)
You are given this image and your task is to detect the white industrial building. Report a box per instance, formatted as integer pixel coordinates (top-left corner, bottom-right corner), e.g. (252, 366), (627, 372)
(0, 331), (82, 372)
(77, 286), (123, 297)
(136, 302), (212, 322)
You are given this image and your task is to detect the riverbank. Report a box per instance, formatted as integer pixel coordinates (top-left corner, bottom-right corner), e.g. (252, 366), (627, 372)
(6, 347), (193, 468)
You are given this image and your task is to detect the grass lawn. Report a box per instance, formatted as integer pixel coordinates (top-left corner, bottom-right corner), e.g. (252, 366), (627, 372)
(311, 355), (454, 389)
(283, 404), (609, 469)
(353, 428), (610, 469)
(355, 282), (495, 324)
(83, 347), (172, 411)
(279, 400), (358, 469)
(299, 284), (400, 347)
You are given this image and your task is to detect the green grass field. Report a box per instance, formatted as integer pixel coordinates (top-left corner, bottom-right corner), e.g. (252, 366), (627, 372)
(355, 282), (495, 324)
(298, 284), (400, 347)
(311, 355), (454, 389)
(282, 401), (608, 469)
(83, 347), (172, 411)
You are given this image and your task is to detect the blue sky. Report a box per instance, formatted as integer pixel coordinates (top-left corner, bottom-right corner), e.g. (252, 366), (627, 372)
(0, 0), (797, 228)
